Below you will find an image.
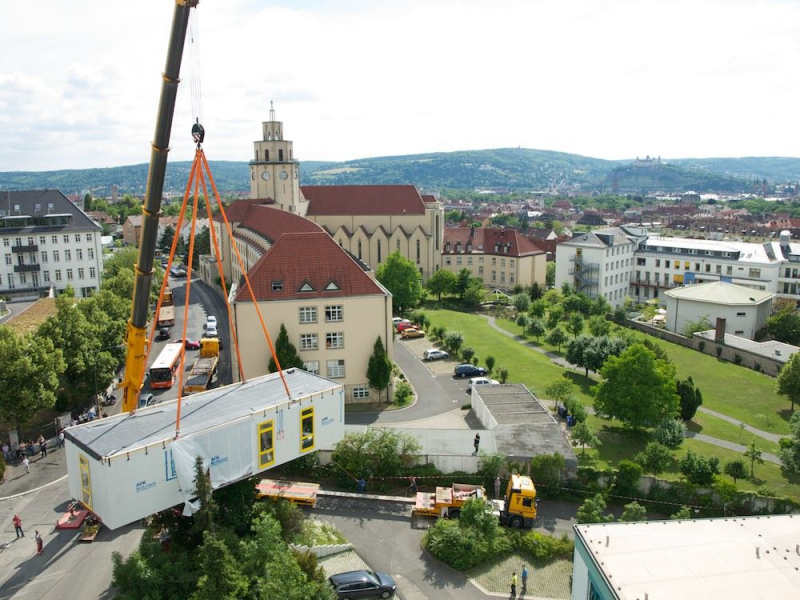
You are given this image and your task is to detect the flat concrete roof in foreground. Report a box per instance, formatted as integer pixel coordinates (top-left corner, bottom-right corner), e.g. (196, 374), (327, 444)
(475, 385), (577, 469)
(66, 369), (341, 461)
(576, 515), (800, 599)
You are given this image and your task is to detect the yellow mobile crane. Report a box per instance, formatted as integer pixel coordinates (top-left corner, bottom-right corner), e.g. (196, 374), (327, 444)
(120, 0), (200, 414)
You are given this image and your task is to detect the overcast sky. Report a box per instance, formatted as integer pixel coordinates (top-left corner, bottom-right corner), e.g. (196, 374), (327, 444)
(2, 0), (798, 172)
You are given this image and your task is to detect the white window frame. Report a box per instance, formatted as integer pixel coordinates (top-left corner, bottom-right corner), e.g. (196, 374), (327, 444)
(299, 306), (317, 324)
(353, 386), (370, 399)
(326, 332), (344, 349)
(300, 333), (318, 350)
(325, 305), (343, 322)
(303, 360), (320, 375)
(327, 359), (345, 378)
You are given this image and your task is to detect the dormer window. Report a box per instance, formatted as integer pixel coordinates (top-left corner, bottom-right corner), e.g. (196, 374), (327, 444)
(325, 280), (339, 291)
(298, 281), (314, 292)
(456, 242), (462, 253)
(272, 280), (283, 292)
(445, 242), (451, 253)
(466, 242), (472, 253)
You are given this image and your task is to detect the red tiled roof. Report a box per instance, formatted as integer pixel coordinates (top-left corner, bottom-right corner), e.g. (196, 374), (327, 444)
(302, 185), (427, 216)
(442, 227), (544, 257)
(422, 194), (438, 204)
(235, 232), (387, 302)
(215, 198), (274, 223)
(238, 205), (322, 244)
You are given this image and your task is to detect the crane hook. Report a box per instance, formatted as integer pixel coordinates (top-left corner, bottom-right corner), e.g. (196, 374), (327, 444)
(191, 120), (205, 146)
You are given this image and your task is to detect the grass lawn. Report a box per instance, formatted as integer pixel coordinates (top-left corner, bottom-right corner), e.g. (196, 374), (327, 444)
(421, 309), (800, 501)
(686, 413), (781, 456)
(468, 552), (571, 599)
(422, 310), (596, 406)
(493, 314), (792, 435)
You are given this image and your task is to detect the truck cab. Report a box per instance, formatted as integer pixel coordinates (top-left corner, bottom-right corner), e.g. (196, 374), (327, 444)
(493, 474), (538, 528)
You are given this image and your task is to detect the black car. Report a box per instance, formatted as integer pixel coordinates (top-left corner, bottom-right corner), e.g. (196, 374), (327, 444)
(454, 363), (488, 378)
(328, 570), (396, 599)
(157, 327), (171, 341)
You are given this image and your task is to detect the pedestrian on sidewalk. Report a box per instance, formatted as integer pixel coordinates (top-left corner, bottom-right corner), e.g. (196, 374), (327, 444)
(22, 456), (30, 474)
(494, 476), (502, 499)
(357, 477), (366, 493)
(13, 514), (24, 538)
(34, 530), (43, 555)
(510, 571), (517, 598)
(473, 433), (481, 455)
(409, 475), (418, 494)
(38, 434), (47, 458)
(58, 430), (65, 449)
(521, 564), (528, 590)
(2, 441), (9, 461)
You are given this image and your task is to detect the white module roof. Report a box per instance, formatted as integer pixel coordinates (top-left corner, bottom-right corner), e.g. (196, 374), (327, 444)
(575, 515), (800, 599)
(66, 368), (338, 460)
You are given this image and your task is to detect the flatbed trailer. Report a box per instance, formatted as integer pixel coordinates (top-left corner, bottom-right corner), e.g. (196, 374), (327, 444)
(256, 479), (321, 508)
(412, 482), (485, 519)
(183, 356), (218, 393)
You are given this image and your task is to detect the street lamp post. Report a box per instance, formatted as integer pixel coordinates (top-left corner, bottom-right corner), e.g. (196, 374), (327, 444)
(93, 344), (125, 417)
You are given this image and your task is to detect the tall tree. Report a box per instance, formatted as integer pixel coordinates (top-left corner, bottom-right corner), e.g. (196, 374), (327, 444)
(594, 345), (679, 429)
(454, 268), (473, 299)
(529, 282), (543, 301)
(546, 326), (567, 352)
(526, 317), (546, 342)
(268, 324), (305, 373)
(425, 269), (457, 301)
(544, 379), (577, 411)
(743, 440), (764, 478)
(159, 224), (176, 251)
(676, 376), (703, 421)
(779, 412), (800, 474)
(577, 494), (613, 524)
(571, 421), (598, 455)
(566, 312), (584, 338)
(366, 337), (393, 402)
(724, 459), (747, 484)
(767, 308), (800, 345)
(0, 329), (65, 435)
(376, 251), (423, 312)
(777, 352), (800, 411)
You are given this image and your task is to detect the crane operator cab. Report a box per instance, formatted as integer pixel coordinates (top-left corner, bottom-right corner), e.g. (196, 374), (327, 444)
(191, 121), (205, 145)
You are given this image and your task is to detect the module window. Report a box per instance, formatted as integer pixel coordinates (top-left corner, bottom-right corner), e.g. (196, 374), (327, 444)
(300, 407), (314, 452)
(258, 420), (275, 469)
(79, 455), (93, 509)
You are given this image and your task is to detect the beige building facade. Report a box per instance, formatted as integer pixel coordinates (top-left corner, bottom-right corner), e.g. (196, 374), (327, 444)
(212, 202), (393, 403)
(441, 227), (546, 290)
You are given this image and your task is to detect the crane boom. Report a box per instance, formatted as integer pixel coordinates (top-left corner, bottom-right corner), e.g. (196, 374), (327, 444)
(121, 0), (200, 414)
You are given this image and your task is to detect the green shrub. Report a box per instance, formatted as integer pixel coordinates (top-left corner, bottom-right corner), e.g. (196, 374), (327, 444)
(513, 531), (573, 562)
(734, 353), (743, 365)
(614, 460), (643, 496)
(461, 347), (475, 363)
(715, 346), (723, 358)
(485, 356), (496, 372)
(653, 417), (686, 448)
(697, 340), (706, 352)
(394, 382), (413, 405)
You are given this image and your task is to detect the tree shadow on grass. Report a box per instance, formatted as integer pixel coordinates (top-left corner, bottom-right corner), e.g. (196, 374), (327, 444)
(562, 371), (598, 397)
(685, 420), (703, 435)
(778, 408), (796, 425)
(595, 425), (651, 464)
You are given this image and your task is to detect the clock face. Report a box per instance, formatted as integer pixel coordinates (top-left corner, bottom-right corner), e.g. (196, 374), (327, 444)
(261, 171), (270, 181)
(279, 170), (289, 180)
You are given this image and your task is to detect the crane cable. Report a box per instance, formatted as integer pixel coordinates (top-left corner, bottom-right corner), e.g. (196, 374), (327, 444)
(189, 9), (203, 130)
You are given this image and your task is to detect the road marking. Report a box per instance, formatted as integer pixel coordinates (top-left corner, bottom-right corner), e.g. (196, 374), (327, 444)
(0, 474), (67, 502)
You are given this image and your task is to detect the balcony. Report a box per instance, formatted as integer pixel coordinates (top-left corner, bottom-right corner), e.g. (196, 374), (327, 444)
(11, 244), (38, 253)
(14, 263), (41, 273)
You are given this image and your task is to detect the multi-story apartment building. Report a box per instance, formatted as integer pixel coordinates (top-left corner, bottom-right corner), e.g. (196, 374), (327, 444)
(555, 227), (640, 308)
(0, 190), (103, 298)
(556, 227), (800, 307)
(441, 226), (546, 290)
(213, 201), (393, 403)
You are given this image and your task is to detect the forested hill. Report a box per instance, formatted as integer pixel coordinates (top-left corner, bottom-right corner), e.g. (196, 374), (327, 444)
(1, 150), (799, 196)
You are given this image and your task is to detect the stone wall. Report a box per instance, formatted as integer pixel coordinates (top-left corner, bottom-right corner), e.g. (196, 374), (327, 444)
(622, 318), (782, 377)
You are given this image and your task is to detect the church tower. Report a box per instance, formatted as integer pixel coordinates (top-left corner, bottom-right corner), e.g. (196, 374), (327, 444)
(249, 102), (307, 216)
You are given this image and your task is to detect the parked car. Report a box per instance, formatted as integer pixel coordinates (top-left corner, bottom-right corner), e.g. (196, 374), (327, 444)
(205, 325), (218, 338)
(396, 321), (417, 332)
(423, 349), (449, 361)
(468, 376), (499, 390)
(328, 570), (397, 599)
(454, 364), (488, 378)
(392, 317), (410, 326)
(176, 338), (201, 350)
(206, 316), (217, 328)
(157, 327), (171, 341)
(139, 393), (156, 408)
(400, 328), (425, 339)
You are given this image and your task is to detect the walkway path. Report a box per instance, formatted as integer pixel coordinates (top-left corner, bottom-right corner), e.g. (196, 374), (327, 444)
(483, 314), (786, 462)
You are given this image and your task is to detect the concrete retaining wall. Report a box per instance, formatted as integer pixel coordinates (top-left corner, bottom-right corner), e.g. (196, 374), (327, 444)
(290, 543), (352, 558)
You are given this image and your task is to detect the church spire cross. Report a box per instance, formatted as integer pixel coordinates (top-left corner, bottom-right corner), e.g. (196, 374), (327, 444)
(269, 100), (275, 122)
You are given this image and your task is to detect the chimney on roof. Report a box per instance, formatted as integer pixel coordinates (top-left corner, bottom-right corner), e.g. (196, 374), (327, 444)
(715, 317), (726, 343)
(470, 225), (475, 238)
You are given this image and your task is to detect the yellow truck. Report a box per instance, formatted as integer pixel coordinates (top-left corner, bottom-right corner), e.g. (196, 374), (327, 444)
(413, 475), (538, 528)
(492, 474), (538, 529)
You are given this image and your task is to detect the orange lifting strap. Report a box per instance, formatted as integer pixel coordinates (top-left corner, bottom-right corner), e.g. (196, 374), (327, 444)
(140, 147), (293, 438)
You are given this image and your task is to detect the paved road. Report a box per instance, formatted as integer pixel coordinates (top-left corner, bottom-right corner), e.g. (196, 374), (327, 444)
(314, 495), (578, 600)
(347, 341), (472, 426)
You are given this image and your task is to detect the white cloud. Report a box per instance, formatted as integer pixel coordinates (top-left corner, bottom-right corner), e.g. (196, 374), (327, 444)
(0, 0), (798, 172)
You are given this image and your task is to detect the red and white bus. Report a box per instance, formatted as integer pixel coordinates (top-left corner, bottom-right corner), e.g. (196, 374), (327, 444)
(148, 342), (184, 389)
